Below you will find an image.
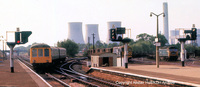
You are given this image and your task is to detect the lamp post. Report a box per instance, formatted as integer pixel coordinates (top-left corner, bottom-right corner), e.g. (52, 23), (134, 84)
(0, 36), (5, 60)
(150, 12), (165, 68)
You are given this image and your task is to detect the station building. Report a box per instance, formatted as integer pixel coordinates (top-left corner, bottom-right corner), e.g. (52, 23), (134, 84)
(90, 48), (117, 67)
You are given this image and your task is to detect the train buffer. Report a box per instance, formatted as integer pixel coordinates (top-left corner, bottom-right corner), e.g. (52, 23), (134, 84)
(91, 64), (200, 86)
(0, 59), (50, 87)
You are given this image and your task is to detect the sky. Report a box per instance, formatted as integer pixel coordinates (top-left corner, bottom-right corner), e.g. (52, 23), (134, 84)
(0, 0), (200, 49)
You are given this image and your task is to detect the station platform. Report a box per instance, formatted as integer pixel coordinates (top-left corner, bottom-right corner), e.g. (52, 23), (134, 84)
(0, 58), (50, 87)
(91, 64), (200, 86)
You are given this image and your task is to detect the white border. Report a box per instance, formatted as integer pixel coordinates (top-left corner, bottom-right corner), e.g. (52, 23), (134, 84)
(17, 59), (52, 87)
(91, 67), (200, 87)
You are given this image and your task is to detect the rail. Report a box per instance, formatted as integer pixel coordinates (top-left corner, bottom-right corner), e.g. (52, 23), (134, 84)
(62, 61), (123, 87)
(45, 73), (71, 87)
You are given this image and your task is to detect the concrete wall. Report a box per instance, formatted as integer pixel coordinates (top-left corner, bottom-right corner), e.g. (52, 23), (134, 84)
(117, 57), (124, 67)
(91, 56), (99, 67)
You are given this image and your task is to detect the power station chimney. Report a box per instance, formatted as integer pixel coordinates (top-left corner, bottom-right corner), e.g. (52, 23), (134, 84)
(163, 2), (169, 42)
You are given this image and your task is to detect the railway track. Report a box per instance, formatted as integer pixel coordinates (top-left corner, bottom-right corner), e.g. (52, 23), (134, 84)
(45, 73), (71, 87)
(17, 55), (200, 87)
(17, 56), (123, 87)
(17, 56), (71, 87)
(57, 61), (123, 87)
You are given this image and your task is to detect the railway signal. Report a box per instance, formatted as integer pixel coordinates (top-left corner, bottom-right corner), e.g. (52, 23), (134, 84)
(15, 31), (32, 44)
(183, 28), (197, 40)
(178, 25), (197, 67)
(109, 27), (130, 68)
(191, 28), (197, 40)
(7, 28), (32, 73)
(110, 29), (116, 41)
(110, 27), (125, 41)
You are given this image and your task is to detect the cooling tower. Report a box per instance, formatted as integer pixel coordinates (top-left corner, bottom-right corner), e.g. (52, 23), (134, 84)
(68, 22), (85, 44)
(163, 2), (169, 42)
(106, 21), (121, 44)
(85, 24), (100, 44)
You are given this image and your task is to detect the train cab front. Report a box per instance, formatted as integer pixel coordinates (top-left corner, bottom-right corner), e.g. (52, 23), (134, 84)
(30, 48), (52, 68)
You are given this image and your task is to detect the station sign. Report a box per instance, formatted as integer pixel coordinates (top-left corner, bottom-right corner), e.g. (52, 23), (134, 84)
(155, 42), (161, 46)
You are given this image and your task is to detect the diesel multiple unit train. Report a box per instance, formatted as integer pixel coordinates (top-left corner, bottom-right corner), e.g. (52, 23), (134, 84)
(30, 43), (66, 68)
(159, 46), (179, 61)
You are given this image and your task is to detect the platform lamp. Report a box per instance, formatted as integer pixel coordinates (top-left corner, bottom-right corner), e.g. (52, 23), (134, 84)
(150, 12), (165, 68)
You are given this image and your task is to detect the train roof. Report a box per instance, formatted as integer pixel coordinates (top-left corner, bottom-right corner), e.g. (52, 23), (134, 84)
(30, 43), (50, 48)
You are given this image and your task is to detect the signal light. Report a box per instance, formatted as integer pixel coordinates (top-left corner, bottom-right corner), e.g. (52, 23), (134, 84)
(191, 28), (197, 40)
(17, 40), (20, 43)
(110, 29), (116, 41)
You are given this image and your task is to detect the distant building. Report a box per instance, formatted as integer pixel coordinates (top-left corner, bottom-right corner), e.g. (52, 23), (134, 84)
(196, 29), (200, 46)
(169, 30), (179, 44)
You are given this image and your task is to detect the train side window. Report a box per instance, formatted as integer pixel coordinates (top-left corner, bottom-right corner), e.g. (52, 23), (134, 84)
(38, 49), (43, 57)
(45, 49), (49, 57)
(32, 49), (37, 57)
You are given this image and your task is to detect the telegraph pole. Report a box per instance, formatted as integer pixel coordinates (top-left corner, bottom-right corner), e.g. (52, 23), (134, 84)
(88, 37), (90, 49)
(92, 33), (95, 51)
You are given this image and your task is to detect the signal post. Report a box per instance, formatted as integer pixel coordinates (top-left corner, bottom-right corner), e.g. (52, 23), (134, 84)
(110, 27), (131, 68)
(178, 26), (197, 67)
(7, 42), (15, 73)
(6, 28), (32, 73)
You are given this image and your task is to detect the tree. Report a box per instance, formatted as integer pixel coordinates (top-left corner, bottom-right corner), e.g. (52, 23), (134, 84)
(108, 43), (119, 48)
(136, 33), (155, 42)
(185, 44), (196, 53)
(128, 38), (135, 46)
(130, 40), (155, 53)
(14, 46), (28, 51)
(57, 39), (79, 57)
(95, 41), (104, 48)
(158, 34), (168, 46)
(77, 43), (86, 51)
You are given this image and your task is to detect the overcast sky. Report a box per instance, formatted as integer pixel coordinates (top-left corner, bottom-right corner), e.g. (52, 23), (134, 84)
(0, 0), (200, 49)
